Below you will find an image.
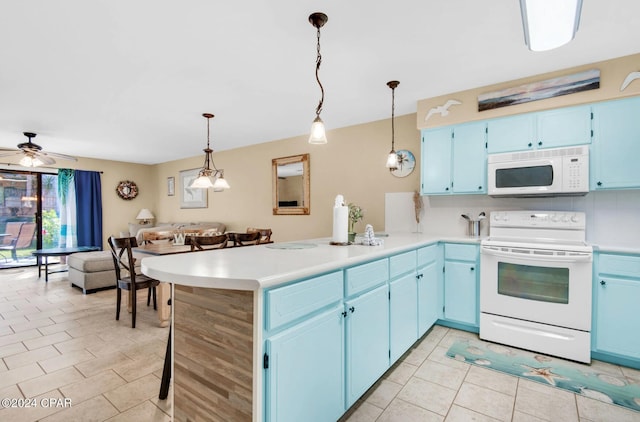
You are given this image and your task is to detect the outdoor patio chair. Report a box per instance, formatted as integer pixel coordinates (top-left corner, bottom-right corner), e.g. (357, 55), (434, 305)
(0, 222), (36, 261)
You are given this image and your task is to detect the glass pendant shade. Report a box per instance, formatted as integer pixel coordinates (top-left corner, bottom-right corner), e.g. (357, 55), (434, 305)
(212, 174), (230, 190)
(386, 150), (399, 170)
(520, 0), (582, 51)
(308, 116), (327, 144)
(190, 174), (215, 189)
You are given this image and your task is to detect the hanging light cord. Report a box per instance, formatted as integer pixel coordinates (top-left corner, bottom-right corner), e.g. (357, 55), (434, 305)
(314, 25), (324, 118)
(390, 85), (396, 150)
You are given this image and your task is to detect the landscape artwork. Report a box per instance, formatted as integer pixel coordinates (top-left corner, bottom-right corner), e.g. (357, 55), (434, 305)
(478, 69), (600, 111)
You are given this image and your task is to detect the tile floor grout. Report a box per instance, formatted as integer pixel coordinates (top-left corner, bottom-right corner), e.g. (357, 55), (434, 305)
(1, 266), (639, 421)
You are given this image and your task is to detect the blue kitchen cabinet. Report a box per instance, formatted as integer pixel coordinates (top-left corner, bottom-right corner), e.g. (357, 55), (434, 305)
(389, 251), (419, 362)
(486, 113), (535, 154)
(591, 96), (640, 190)
(421, 122), (486, 195)
(442, 243), (479, 329)
(487, 105), (591, 153)
(421, 126), (452, 194)
(592, 253), (640, 367)
(451, 122), (487, 193)
(265, 303), (345, 422)
(345, 283), (390, 407)
(417, 244), (442, 337)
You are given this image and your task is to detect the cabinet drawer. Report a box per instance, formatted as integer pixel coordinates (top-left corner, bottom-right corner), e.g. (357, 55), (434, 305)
(445, 243), (477, 261)
(390, 251), (416, 279)
(265, 271), (343, 331)
(345, 258), (389, 297)
(599, 254), (640, 279)
(417, 244), (439, 267)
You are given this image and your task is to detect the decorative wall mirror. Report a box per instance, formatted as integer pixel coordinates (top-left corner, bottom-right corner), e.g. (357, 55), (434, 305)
(272, 153), (310, 215)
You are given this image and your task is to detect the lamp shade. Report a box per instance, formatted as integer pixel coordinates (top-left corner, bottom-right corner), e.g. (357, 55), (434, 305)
(136, 208), (155, 221)
(189, 175), (215, 189)
(308, 117), (327, 144)
(520, 0), (582, 52)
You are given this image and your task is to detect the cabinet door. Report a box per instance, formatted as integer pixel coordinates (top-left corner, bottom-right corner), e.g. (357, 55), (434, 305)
(421, 127), (452, 194)
(452, 122), (487, 193)
(444, 260), (478, 326)
(595, 276), (640, 359)
(536, 105), (591, 149)
(390, 273), (418, 362)
(591, 97), (640, 189)
(265, 304), (345, 422)
(345, 284), (389, 407)
(486, 114), (535, 153)
(417, 259), (441, 337)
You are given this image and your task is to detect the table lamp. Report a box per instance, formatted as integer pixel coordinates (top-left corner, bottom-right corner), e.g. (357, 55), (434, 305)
(136, 209), (155, 225)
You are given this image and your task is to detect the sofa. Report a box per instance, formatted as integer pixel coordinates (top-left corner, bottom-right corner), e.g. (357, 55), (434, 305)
(128, 222), (226, 244)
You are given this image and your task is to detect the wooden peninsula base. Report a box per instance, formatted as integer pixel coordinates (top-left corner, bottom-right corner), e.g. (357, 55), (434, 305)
(173, 285), (254, 422)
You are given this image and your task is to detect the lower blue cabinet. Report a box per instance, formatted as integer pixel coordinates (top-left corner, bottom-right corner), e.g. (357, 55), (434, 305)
(417, 258), (440, 336)
(345, 283), (390, 407)
(389, 272), (418, 362)
(443, 243), (479, 328)
(265, 303), (345, 422)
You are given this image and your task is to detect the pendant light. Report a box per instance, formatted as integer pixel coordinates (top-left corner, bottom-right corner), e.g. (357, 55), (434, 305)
(308, 12), (328, 144)
(385, 80), (400, 171)
(189, 113), (230, 190)
(520, 0), (582, 52)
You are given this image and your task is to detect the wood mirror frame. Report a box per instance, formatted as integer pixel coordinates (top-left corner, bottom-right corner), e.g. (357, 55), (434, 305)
(272, 153), (310, 215)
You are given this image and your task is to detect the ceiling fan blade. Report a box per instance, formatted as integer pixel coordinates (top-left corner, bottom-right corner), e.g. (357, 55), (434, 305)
(0, 147), (20, 153)
(0, 151), (22, 158)
(39, 151), (78, 162)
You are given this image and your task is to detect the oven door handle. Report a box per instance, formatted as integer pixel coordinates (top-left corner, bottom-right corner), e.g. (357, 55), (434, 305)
(481, 246), (592, 263)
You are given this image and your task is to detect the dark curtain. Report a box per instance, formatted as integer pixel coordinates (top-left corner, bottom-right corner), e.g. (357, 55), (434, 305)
(74, 170), (103, 249)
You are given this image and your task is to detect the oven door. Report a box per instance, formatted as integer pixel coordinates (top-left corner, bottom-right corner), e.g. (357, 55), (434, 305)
(487, 158), (561, 197)
(480, 244), (592, 331)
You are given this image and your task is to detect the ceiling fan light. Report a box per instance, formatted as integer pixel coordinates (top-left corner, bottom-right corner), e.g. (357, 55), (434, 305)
(520, 0), (582, 52)
(19, 155), (43, 167)
(308, 116), (327, 144)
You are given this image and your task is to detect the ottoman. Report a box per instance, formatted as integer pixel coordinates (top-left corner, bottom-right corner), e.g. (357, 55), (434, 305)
(68, 251), (116, 294)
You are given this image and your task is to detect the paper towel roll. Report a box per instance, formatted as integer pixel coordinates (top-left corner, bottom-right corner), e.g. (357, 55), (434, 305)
(332, 196), (348, 243)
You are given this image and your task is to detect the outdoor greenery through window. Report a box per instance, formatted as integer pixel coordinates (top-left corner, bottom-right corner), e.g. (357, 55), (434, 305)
(0, 170), (59, 268)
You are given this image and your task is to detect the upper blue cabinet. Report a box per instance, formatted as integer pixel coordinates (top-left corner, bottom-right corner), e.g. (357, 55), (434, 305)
(421, 121), (487, 195)
(486, 105), (592, 154)
(591, 96), (640, 190)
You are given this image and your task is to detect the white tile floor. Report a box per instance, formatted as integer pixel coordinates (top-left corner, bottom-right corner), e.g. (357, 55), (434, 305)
(0, 266), (171, 422)
(1, 266), (639, 422)
(341, 326), (640, 422)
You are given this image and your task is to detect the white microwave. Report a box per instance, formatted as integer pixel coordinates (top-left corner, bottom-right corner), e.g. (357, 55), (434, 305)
(487, 145), (589, 197)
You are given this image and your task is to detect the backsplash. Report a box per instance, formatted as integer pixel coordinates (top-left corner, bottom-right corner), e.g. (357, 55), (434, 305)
(386, 191), (640, 249)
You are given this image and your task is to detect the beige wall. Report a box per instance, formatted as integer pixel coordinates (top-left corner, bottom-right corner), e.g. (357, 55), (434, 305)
(153, 114), (421, 242)
(417, 52), (640, 129)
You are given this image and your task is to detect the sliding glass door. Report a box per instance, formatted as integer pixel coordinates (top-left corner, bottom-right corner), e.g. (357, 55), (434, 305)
(0, 170), (58, 269)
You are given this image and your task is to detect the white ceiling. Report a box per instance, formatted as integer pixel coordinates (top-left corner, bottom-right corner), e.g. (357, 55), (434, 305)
(1, 1), (639, 165)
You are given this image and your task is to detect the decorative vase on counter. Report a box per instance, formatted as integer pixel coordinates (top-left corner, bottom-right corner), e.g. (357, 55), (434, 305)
(348, 232), (356, 243)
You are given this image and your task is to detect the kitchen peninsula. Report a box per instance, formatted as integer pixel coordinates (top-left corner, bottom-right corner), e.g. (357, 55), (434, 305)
(142, 233), (478, 422)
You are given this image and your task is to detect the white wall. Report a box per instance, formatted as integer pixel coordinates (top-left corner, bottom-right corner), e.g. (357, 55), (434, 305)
(386, 190), (640, 249)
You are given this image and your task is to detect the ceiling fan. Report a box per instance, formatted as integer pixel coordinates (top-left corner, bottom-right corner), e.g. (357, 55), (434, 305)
(0, 132), (77, 167)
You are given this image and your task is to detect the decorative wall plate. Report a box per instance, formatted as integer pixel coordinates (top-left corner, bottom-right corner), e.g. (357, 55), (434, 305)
(116, 180), (138, 200)
(391, 150), (416, 178)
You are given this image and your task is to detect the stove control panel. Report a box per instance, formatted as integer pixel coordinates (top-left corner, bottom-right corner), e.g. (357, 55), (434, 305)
(490, 210), (585, 229)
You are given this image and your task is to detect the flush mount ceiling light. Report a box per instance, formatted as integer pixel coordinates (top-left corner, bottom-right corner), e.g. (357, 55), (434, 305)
(189, 113), (230, 190)
(308, 12), (328, 144)
(385, 80), (400, 171)
(520, 0), (582, 52)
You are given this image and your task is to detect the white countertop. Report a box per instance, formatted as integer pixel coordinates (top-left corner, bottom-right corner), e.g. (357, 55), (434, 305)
(141, 233), (481, 291)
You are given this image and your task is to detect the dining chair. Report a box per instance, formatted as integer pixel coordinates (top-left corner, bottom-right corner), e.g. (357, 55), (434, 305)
(108, 236), (160, 328)
(247, 227), (272, 243)
(187, 233), (229, 251)
(232, 231), (262, 247)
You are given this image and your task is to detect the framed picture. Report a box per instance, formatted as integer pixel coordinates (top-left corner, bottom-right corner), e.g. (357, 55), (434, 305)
(179, 169), (208, 209)
(167, 177), (175, 196)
